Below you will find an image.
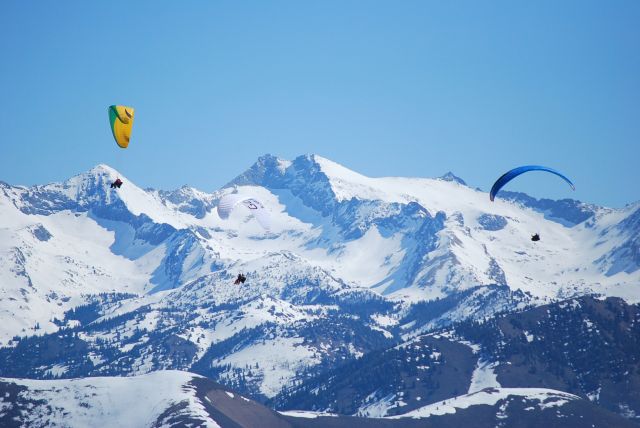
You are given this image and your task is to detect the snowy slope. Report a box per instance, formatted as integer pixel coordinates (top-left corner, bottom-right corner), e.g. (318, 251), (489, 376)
(390, 387), (580, 419)
(306, 155), (639, 301)
(0, 371), (220, 427)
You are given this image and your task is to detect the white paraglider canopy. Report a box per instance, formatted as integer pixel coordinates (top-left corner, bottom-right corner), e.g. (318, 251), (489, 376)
(217, 193), (271, 231)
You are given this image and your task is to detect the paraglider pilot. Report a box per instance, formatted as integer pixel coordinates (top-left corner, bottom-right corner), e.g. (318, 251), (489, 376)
(110, 178), (123, 189)
(234, 273), (247, 285)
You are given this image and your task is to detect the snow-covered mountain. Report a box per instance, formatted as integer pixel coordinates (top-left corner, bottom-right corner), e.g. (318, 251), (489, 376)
(0, 165), (216, 344)
(0, 154), (639, 425)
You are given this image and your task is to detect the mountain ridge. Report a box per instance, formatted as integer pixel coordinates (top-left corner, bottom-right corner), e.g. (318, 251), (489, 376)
(0, 154), (639, 424)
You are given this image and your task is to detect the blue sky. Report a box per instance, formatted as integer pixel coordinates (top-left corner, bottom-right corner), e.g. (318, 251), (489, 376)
(1, 1), (638, 207)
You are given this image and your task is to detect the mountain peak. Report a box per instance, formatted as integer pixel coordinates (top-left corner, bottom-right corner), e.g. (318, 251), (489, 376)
(227, 153), (369, 189)
(62, 164), (131, 191)
(87, 164), (121, 178)
(305, 154), (368, 182)
(438, 171), (467, 186)
(224, 154), (290, 188)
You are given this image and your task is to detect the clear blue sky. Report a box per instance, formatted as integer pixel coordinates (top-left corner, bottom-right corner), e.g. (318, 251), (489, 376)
(1, 1), (638, 207)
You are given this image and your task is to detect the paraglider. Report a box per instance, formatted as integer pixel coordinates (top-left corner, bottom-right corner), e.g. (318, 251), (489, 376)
(108, 105), (135, 149)
(217, 194), (271, 231)
(489, 165), (575, 202)
(108, 105), (135, 188)
(234, 273), (247, 285)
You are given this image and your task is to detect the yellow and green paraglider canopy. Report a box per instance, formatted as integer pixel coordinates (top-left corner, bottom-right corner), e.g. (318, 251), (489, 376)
(108, 105), (135, 148)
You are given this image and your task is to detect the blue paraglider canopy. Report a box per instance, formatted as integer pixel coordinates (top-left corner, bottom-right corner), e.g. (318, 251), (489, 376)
(490, 165), (575, 202)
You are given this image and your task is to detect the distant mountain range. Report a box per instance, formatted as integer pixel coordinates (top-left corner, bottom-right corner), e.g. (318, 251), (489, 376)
(0, 154), (638, 426)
